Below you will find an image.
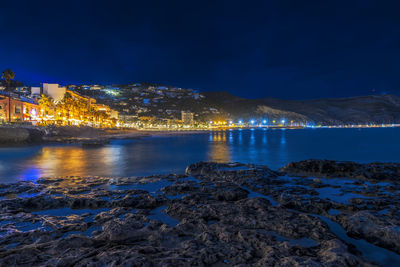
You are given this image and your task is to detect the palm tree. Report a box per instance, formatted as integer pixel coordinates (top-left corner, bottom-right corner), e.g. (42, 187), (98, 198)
(62, 92), (74, 124)
(1, 69), (15, 122)
(38, 94), (54, 124)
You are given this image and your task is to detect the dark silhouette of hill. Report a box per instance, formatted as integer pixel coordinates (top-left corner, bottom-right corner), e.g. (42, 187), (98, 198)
(203, 92), (400, 125)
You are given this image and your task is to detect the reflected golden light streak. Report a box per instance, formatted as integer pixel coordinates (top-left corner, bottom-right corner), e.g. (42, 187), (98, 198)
(208, 131), (231, 162)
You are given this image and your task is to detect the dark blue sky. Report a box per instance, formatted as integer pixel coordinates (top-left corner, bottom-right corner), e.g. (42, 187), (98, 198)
(1, 0), (400, 99)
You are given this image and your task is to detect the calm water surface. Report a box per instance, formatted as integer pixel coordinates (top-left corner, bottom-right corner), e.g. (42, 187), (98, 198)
(1, 128), (399, 183)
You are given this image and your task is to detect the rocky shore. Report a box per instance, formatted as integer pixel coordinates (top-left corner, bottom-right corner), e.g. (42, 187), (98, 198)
(0, 160), (399, 266)
(0, 126), (44, 144)
(0, 125), (209, 145)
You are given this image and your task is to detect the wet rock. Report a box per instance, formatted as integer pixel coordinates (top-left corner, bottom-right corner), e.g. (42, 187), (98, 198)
(99, 217), (149, 242)
(114, 193), (158, 209)
(337, 211), (400, 254)
(212, 186), (249, 201)
(0, 161), (398, 266)
(281, 159), (400, 182)
(317, 239), (369, 266)
(186, 161), (279, 177)
(51, 235), (94, 251)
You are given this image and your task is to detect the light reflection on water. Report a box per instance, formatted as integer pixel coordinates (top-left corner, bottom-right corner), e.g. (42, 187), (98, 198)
(0, 128), (400, 183)
(208, 131), (231, 162)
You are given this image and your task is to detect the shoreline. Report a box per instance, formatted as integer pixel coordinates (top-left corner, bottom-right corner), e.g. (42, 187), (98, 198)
(0, 125), (400, 147)
(0, 160), (399, 265)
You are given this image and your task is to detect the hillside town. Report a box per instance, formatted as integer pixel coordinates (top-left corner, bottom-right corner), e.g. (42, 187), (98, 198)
(2, 69), (400, 131)
(67, 82), (218, 128)
(0, 82), (222, 129)
(0, 69), (315, 130)
(0, 69), (213, 129)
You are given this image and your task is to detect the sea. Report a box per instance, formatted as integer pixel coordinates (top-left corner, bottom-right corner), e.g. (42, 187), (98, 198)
(0, 127), (399, 183)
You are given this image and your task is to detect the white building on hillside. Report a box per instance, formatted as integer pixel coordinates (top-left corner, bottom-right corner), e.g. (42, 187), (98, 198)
(31, 87), (41, 97)
(42, 83), (66, 103)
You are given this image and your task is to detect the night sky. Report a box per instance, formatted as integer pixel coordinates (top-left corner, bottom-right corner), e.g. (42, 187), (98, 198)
(1, 0), (400, 99)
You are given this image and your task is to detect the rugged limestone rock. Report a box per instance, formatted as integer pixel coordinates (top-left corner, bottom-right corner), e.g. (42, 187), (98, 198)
(185, 161), (280, 177)
(280, 159), (400, 182)
(337, 211), (400, 254)
(0, 161), (399, 266)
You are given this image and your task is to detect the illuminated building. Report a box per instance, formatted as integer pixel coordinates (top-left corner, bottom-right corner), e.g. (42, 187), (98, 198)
(31, 87), (41, 98)
(36, 84), (119, 128)
(181, 111), (194, 125)
(0, 93), (39, 123)
(42, 83), (66, 103)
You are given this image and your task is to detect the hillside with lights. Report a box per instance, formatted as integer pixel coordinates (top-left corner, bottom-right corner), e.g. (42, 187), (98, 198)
(3, 80), (400, 128)
(72, 83), (400, 126)
(203, 91), (400, 125)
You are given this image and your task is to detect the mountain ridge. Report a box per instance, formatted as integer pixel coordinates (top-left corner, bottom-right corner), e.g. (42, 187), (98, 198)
(202, 91), (400, 125)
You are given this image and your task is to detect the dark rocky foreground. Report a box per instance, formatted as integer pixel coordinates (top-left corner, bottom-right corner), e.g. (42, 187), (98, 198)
(0, 160), (399, 266)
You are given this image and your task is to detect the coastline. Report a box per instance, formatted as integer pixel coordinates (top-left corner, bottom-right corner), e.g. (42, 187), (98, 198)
(1, 124), (400, 146)
(0, 160), (399, 265)
(0, 126), (212, 146)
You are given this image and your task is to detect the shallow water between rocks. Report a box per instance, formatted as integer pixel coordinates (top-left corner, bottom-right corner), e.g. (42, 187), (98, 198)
(1, 168), (399, 266)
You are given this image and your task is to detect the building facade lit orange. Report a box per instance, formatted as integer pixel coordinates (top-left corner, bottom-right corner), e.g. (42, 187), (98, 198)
(0, 95), (39, 123)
